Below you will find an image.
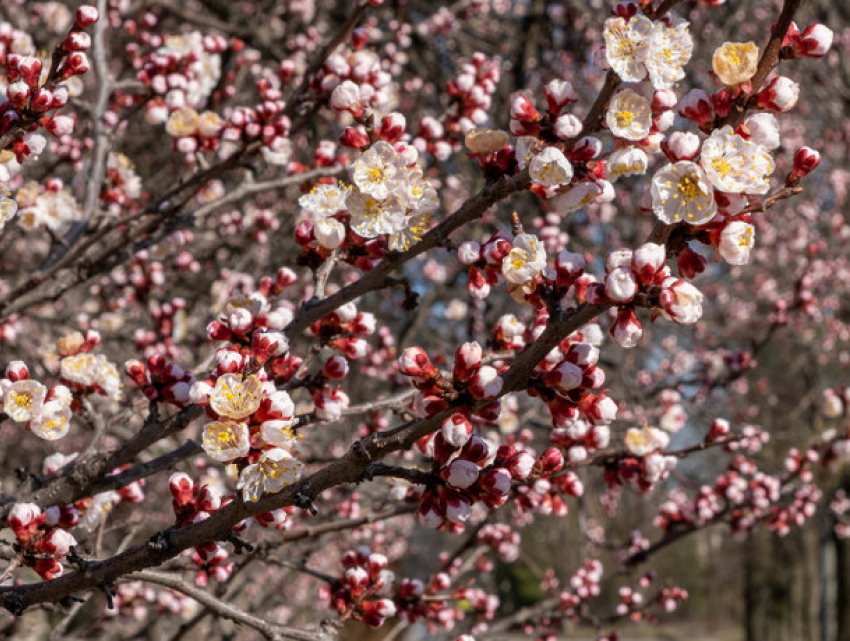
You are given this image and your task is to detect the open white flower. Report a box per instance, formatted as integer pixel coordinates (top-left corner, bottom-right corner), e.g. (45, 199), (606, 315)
(605, 89), (652, 142)
(645, 20), (693, 90)
(700, 126), (774, 195)
(30, 400), (72, 440)
(607, 146), (648, 181)
(712, 42), (759, 87)
(603, 15), (653, 83)
(529, 147), (573, 187)
(651, 161), (717, 226)
(298, 182), (350, 218)
(209, 373), (263, 420)
(398, 169), (439, 216)
(514, 136), (545, 170)
(351, 141), (405, 200)
(625, 426), (670, 457)
(0, 187), (17, 233)
(237, 448), (304, 502)
(718, 220), (755, 265)
(347, 188), (406, 239)
(4, 380), (47, 422)
(202, 420), (251, 461)
(260, 419), (298, 449)
(502, 233), (547, 285)
(389, 212), (431, 252)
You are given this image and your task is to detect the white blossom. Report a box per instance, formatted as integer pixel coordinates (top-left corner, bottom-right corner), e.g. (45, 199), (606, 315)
(718, 220), (755, 265)
(651, 161), (717, 226)
(605, 89), (652, 142)
(502, 234), (547, 285)
(700, 126), (774, 195)
(237, 449), (304, 502)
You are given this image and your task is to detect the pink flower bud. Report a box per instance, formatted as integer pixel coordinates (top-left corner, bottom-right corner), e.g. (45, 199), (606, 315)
(458, 241), (481, 265)
(543, 360), (583, 393)
(510, 93), (540, 123)
(17, 57), (42, 87)
(378, 112), (406, 142)
(330, 80), (365, 117)
(757, 76), (799, 112)
(168, 472), (195, 507)
(662, 131), (700, 162)
(35, 558), (64, 580)
(40, 528), (77, 556)
(7, 81), (30, 110)
(398, 347), (437, 379)
(679, 89), (713, 127)
(604, 267), (638, 303)
(252, 330), (289, 360)
(468, 365), (503, 399)
(75, 5), (100, 28)
(610, 307), (643, 348)
(554, 113), (583, 139)
(323, 355), (349, 379)
(479, 468), (512, 496)
(444, 493), (472, 523)
(536, 447), (564, 473)
(45, 114), (75, 137)
(543, 79), (577, 113)
(416, 495), (443, 528)
(708, 418), (730, 440)
(795, 24), (833, 58)
(9, 503), (43, 535)
(652, 89), (678, 112)
(631, 242), (667, 284)
(789, 146), (821, 182)
(441, 412), (473, 447)
(197, 485), (223, 512)
(64, 31), (91, 52)
(507, 452), (535, 479)
(443, 459), (480, 489)
(454, 341), (483, 382)
(5, 360), (29, 381)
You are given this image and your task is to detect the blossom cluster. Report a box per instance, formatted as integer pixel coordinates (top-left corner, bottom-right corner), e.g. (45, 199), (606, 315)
(299, 138), (438, 254)
(2, 360), (73, 441)
(7, 502), (77, 580)
(168, 472), (288, 586)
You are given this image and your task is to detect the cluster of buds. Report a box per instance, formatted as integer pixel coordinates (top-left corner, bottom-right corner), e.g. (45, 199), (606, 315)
(7, 503), (77, 580)
(556, 560), (603, 620)
(325, 547), (396, 628)
(512, 447), (585, 517)
(169, 472), (282, 587)
(399, 341), (504, 420)
(2, 6), (97, 145)
(476, 523), (520, 561)
(311, 301), (376, 355)
(525, 329), (617, 458)
(206, 294), (290, 366)
(414, 52), (501, 161)
(134, 297), (187, 359)
(56, 330), (122, 401)
(124, 354), (195, 406)
(136, 31), (226, 113)
(2, 360), (74, 440)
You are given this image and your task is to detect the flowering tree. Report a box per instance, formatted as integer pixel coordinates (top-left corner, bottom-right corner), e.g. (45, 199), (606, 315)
(0, 0), (846, 638)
